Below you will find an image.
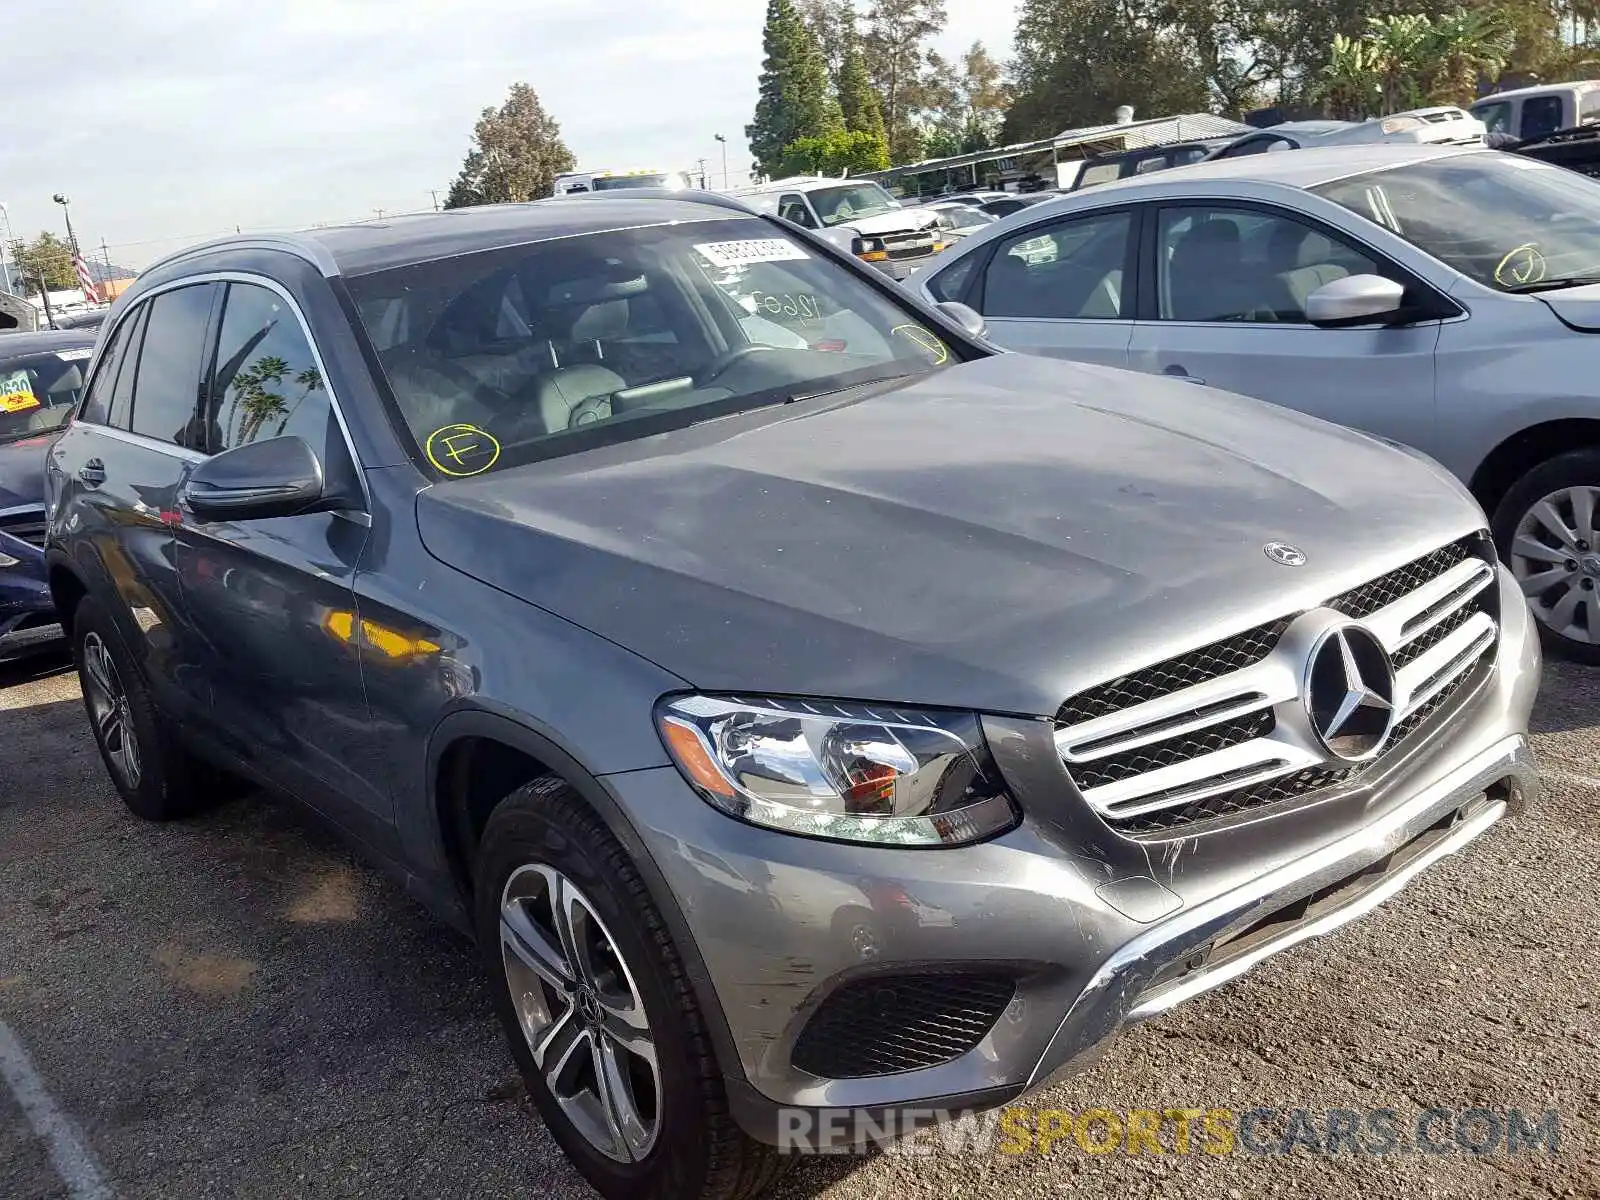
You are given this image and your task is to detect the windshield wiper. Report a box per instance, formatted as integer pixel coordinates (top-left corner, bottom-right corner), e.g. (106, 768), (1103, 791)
(0, 424), (68, 445)
(1500, 275), (1600, 294)
(785, 370), (924, 406)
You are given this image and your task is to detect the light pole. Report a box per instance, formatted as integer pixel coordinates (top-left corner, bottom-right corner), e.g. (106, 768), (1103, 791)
(52, 193), (80, 259)
(0, 201), (16, 295)
(714, 134), (729, 190)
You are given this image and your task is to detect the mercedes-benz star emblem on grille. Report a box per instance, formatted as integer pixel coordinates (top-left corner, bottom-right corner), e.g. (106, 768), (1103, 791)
(1305, 624), (1397, 762)
(1264, 542), (1307, 567)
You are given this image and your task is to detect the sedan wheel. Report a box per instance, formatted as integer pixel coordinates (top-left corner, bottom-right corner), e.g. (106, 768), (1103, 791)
(80, 630), (141, 789)
(1509, 485), (1600, 645)
(500, 863), (661, 1163)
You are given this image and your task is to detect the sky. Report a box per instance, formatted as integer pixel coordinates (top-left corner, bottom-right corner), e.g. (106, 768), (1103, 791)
(1, 0), (1017, 270)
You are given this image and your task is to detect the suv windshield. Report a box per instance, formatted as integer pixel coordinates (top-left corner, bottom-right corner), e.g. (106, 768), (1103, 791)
(806, 183), (900, 227)
(1311, 153), (1600, 292)
(0, 346), (92, 443)
(348, 217), (955, 477)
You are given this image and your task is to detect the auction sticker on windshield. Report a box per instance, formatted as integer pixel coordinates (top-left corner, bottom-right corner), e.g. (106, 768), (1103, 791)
(55, 347), (94, 362)
(694, 239), (810, 269)
(0, 370), (38, 413)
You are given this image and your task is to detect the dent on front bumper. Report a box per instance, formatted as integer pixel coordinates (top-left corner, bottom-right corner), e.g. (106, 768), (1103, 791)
(613, 568), (1540, 1145)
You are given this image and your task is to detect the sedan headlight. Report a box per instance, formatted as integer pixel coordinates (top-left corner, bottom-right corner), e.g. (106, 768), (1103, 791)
(656, 695), (1018, 847)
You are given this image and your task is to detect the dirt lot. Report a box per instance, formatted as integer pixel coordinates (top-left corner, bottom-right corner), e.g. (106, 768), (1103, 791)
(1, 646), (1596, 1199)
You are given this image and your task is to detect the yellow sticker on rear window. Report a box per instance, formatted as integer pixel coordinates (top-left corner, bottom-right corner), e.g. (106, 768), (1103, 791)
(0, 370), (38, 413)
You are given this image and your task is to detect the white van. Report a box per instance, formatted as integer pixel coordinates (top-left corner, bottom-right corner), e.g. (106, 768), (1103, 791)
(726, 177), (944, 279)
(1471, 81), (1600, 142)
(553, 169), (690, 196)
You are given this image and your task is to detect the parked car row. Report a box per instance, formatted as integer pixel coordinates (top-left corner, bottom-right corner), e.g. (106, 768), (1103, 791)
(21, 174), (1541, 1200)
(915, 142), (1600, 663)
(0, 329), (94, 656)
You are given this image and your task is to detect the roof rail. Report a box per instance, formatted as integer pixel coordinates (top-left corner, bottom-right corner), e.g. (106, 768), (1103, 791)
(139, 232), (341, 279)
(549, 188), (760, 215)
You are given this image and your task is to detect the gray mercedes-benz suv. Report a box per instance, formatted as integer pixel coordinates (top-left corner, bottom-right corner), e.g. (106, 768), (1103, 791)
(44, 195), (1539, 1199)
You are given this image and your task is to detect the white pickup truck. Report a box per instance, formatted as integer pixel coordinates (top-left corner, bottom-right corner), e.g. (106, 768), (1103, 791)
(727, 177), (944, 279)
(1471, 81), (1600, 142)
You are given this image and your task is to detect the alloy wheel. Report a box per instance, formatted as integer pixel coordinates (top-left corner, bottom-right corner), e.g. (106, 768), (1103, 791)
(1511, 485), (1600, 644)
(499, 864), (661, 1163)
(81, 632), (141, 788)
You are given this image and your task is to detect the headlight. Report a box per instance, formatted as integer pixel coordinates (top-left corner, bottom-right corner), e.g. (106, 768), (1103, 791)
(851, 236), (888, 261)
(655, 695), (1018, 847)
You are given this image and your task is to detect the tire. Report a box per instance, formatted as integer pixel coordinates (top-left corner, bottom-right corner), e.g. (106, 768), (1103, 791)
(475, 777), (788, 1200)
(1492, 447), (1600, 665)
(73, 593), (227, 820)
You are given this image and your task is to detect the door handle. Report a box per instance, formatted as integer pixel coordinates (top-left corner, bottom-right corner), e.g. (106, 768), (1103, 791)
(78, 459), (106, 486)
(1161, 365), (1207, 386)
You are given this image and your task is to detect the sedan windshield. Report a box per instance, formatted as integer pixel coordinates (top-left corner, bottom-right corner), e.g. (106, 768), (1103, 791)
(0, 347), (92, 443)
(1311, 153), (1600, 292)
(807, 184), (900, 227)
(347, 217), (955, 476)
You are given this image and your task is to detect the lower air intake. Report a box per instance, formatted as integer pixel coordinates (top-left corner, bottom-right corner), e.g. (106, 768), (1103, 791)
(791, 972), (1015, 1080)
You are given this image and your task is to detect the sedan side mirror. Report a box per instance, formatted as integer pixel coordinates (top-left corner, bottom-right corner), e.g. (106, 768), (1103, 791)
(1305, 274), (1408, 327)
(936, 300), (988, 340)
(181, 435), (328, 522)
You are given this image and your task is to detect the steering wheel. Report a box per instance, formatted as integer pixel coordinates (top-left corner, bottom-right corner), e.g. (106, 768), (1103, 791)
(695, 344), (777, 387)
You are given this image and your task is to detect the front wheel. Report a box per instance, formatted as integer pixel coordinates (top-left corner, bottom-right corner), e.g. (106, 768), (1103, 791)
(475, 777), (788, 1200)
(1493, 448), (1600, 664)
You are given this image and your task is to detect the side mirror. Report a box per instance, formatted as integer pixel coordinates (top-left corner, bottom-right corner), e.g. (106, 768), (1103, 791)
(936, 300), (988, 340)
(1305, 274), (1407, 327)
(181, 435), (328, 522)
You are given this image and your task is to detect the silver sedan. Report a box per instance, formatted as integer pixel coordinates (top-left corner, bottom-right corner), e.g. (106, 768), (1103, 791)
(914, 143), (1600, 662)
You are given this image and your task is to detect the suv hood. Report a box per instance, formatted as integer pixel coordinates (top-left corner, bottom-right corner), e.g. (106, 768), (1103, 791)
(838, 207), (940, 236)
(417, 356), (1485, 717)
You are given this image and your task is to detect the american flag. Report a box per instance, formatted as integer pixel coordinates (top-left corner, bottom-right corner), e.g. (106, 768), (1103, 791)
(72, 253), (101, 304)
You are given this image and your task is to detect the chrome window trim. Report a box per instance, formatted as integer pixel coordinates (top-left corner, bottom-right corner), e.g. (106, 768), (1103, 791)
(75, 270), (372, 516)
(73, 422), (208, 465)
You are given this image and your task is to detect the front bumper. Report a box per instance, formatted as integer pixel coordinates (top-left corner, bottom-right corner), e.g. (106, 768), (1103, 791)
(614, 569), (1540, 1145)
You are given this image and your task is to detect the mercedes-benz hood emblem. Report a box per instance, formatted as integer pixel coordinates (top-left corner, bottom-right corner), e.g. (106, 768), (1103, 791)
(1264, 542), (1307, 567)
(1305, 624), (1397, 761)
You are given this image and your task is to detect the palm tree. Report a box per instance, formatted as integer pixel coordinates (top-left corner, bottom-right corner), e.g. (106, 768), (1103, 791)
(1320, 10), (1513, 120)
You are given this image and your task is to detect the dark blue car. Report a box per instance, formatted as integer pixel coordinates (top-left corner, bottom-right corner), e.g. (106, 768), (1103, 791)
(0, 329), (95, 654)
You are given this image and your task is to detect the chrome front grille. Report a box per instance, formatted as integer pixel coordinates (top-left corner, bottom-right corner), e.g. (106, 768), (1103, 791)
(1055, 536), (1498, 836)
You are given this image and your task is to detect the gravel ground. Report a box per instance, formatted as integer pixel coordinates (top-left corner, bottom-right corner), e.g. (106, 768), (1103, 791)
(0, 646), (1595, 1199)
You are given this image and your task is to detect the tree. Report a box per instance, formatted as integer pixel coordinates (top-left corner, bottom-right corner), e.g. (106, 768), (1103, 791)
(748, 0), (845, 177)
(1317, 9), (1514, 118)
(862, 0), (948, 163)
(1004, 0), (1208, 141)
(838, 23), (887, 143)
(798, 0), (858, 82)
(9, 232), (76, 293)
(444, 82), (575, 208)
(778, 129), (891, 175)
(925, 41), (1010, 156)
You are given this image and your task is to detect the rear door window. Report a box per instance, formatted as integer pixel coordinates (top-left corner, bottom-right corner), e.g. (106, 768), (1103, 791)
(128, 283), (221, 449)
(107, 304), (150, 430)
(979, 210), (1133, 319)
